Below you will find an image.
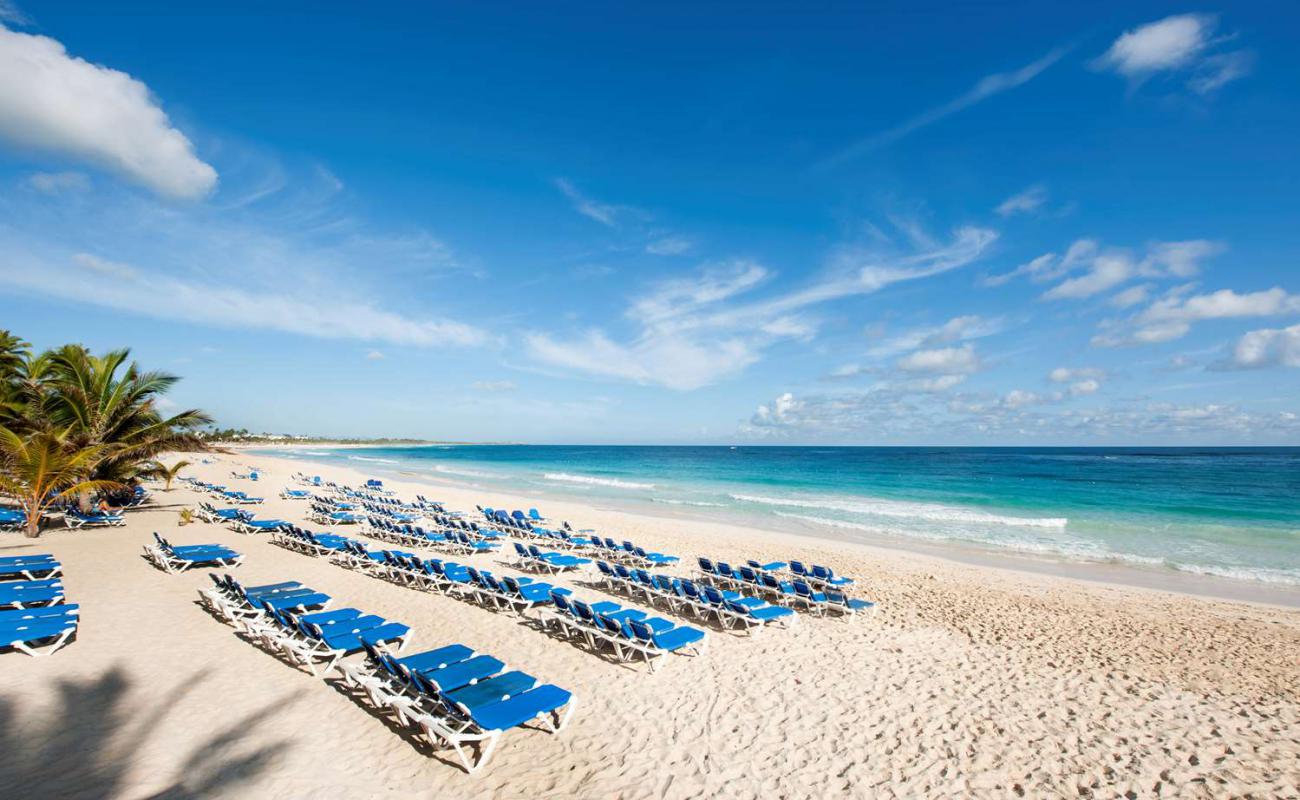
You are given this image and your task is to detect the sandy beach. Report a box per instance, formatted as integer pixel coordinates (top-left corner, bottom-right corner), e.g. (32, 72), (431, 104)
(3, 449), (1298, 799)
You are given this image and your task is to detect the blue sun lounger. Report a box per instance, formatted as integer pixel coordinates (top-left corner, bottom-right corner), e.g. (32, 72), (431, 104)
(421, 683), (575, 773)
(65, 510), (126, 528)
(0, 579), (64, 609)
(0, 603), (79, 657)
(0, 556), (62, 581)
(145, 533), (244, 573)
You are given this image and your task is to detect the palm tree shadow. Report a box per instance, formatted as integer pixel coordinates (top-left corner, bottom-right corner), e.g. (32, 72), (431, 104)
(0, 665), (298, 799)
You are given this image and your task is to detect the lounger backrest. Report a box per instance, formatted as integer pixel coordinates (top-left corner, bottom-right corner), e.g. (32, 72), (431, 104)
(790, 561), (808, 576)
(698, 557), (714, 573)
(702, 586), (725, 605)
(550, 590), (573, 614)
(792, 580), (815, 598)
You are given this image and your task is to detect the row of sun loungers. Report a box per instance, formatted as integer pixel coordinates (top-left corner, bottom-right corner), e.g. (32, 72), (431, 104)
(144, 533), (244, 573)
(202, 573), (409, 677)
(309, 500), (365, 525)
(510, 542), (591, 573)
(480, 506), (546, 524)
(0, 507), (29, 531)
(593, 563), (797, 633)
(182, 478), (265, 505)
(543, 591), (707, 671)
(195, 502), (289, 534)
(364, 517), (501, 553)
(1, 554), (78, 656)
(271, 521), (708, 671)
(696, 557), (875, 616)
(343, 640), (574, 773)
(202, 571), (572, 772)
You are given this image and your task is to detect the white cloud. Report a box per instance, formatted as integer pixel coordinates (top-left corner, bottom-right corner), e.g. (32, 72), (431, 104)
(527, 226), (996, 390)
(1093, 13), (1252, 95)
(1096, 14), (1212, 76)
(628, 260), (769, 327)
(1068, 378), (1101, 396)
(524, 328), (760, 391)
(0, 250), (489, 349)
(1214, 323), (1300, 370)
(1001, 389), (1042, 409)
(982, 239), (1097, 287)
(1109, 284), (1152, 308)
(1141, 287), (1300, 326)
(1144, 240), (1222, 277)
(1095, 287), (1300, 347)
(554, 178), (622, 227)
(1041, 239), (1220, 301)
(645, 236), (693, 256)
(821, 46), (1067, 165)
(1043, 252), (1135, 300)
(903, 373), (967, 393)
(472, 380), (518, 392)
(0, 26), (217, 198)
(865, 314), (1002, 358)
(1049, 366), (1104, 383)
(365, 350), (385, 360)
(1188, 51), (1255, 95)
(995, 185), (1048, 217)
(896, 343), (979, 374)
(741, 387), (1299, 442)
(25, 170), (90, 194)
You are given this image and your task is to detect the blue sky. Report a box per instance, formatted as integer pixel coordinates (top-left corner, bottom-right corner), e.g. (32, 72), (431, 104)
(1, 2), (1298, 444)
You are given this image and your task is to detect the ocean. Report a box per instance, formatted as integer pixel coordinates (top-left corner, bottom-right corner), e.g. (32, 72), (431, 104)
(272, 445), (1300, 592)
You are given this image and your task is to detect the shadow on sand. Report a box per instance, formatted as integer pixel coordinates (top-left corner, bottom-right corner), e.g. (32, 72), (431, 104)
(0, 665), (298, 799)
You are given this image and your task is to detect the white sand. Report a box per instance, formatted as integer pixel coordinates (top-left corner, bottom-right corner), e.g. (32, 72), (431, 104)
(2, 450), (1298, 799)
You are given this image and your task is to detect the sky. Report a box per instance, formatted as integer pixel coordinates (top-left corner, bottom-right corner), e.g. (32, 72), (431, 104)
(1, 1), (1298, 444)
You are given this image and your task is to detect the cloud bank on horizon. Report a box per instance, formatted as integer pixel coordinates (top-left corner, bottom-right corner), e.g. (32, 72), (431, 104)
(0, 4), (1296, 444)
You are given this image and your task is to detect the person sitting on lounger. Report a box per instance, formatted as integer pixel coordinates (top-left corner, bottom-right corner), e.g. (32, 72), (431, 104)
(95, 499), (122, 515)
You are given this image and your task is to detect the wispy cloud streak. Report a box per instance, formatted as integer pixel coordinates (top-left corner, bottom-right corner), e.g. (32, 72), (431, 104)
(819, 47), (1068, 168)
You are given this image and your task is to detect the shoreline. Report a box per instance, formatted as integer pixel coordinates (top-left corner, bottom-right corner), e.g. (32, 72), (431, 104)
(5, 448), (1296, 797)
(241, 446), (1300, 609)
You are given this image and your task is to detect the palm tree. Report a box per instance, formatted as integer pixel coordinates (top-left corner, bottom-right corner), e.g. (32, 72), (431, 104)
(145, 459), (192, 491)
(39, 346), (211, 498)
(0, 427), (122, 537)
(0, 330), (30, 429)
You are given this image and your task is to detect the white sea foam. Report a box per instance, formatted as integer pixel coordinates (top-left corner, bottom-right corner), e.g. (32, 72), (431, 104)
(652, 498), (727, 507)
(774, 512), (1100, 557)
(778, 513), (1300, 586)
(303, 451), (331, 456)
(544, 472), (655, 490)
(347, 455), (398, 464)
(433, 464), (498, 479)
(734, 492), (1067, 529)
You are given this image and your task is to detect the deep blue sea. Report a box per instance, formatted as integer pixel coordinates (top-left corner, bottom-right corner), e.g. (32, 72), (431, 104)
(274, 445), (1300, 590)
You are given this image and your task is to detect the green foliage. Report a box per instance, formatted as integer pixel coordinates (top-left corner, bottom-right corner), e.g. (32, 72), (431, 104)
(0, 329), (212, 535)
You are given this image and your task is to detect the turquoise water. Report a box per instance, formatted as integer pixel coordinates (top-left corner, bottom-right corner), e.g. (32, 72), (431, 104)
(275, 445), (1300, 588)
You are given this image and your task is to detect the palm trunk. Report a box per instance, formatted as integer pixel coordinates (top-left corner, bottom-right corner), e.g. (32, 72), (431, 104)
(24, 501), (40, 538)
